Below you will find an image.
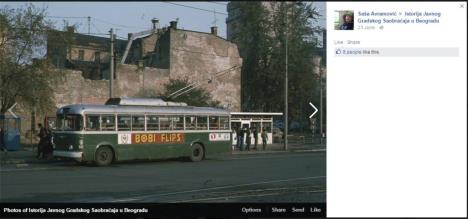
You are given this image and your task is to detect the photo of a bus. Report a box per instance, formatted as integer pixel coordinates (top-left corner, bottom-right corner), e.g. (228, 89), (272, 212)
(52, 98), (231, 166)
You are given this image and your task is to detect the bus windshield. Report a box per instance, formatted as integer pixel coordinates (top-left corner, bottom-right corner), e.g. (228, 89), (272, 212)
(57, 114), (83, 131)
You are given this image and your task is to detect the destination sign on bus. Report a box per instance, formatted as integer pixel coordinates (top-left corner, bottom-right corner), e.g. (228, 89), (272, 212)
(118, 133), (185, 144)
(209, 133), (231, 141)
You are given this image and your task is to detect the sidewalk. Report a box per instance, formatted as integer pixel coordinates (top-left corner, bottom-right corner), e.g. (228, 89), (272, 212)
(231, 142), (326, 155)
(0, 146), (57, 165)
(1, 143), (326, 165)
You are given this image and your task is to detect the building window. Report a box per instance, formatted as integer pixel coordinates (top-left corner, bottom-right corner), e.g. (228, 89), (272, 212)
(95, 51), (100, 63)
(78, 50), (84, 61)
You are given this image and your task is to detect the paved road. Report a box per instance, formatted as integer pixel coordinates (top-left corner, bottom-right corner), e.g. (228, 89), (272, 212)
(0, 151), (325, 203)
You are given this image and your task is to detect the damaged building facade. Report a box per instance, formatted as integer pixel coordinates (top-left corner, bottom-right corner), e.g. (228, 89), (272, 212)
(47, 20), (242, 111)
(47, 26), (127, 80)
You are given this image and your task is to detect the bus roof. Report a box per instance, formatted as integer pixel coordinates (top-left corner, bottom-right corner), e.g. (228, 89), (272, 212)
(105, 97), (188, 106)
(56, 104), (230, 116)
(230, 112), (283, 116)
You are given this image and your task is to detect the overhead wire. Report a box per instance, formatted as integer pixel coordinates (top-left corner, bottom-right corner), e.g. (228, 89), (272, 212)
(163, 2), (228, 16)
(46, 16), (88, 19)
(93, 17), (147, 30)
(207, 2), (228, 6)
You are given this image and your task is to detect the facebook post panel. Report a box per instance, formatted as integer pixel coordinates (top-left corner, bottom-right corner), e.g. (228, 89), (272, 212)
(327, 1), (466, 217)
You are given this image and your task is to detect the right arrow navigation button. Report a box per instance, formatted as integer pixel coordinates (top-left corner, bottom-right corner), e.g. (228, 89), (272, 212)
(309, 102), (318, 118)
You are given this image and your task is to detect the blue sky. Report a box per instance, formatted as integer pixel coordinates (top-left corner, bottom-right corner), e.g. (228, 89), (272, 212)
(1, 1), (326, 40)
(1, 2), (229, 39)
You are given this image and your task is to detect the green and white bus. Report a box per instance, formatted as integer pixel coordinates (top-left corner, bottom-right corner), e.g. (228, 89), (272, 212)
(52, 98), (231, 166)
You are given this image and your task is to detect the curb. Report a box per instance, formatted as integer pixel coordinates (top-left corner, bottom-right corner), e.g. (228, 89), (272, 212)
(292, 149), (326, 153)
(0, 159), (28, 165)
(231, 148), (326, 155)
(1, 149), (327, 165)
(0, 158), (64, 165)
(231, 150), (288, 155)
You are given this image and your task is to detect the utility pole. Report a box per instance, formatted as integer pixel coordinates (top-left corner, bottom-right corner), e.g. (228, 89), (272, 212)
(87, 16), (91, 34)
(284, 6), (289, 151)
(109, 28), (114, 98)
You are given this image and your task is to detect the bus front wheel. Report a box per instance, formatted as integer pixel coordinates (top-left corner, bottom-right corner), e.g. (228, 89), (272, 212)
(190, 143), (204, 162)
(95, 146), (113, 166)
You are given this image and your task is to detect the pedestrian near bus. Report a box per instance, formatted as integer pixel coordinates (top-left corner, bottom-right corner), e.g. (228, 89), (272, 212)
(43, 126), (53, 159)
(236, 127), (244, 151)
(0, 127), (6, 152)
(238, 127), (245, 151)
(235, 127), (240, 150)
(37, 123), (47, 159)
(253, 127), (258, 150)
(245, 127), (251, 151)
(261, 128), (268, 150)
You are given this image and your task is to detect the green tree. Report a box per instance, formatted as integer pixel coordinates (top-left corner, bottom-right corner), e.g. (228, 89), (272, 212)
(233, 2), (323, 125)
(0, 4), (63, 116)
(270, 2), (322, 124)
(137, 78), (221, 108)
(233, 2), (274, 112)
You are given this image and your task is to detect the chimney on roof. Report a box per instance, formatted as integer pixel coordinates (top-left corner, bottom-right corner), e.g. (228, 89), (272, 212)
(151, 18), (159, 30)
(169, 21), (177, 29)
(210, 26), (218, 36)
(66, 26), (75, 33)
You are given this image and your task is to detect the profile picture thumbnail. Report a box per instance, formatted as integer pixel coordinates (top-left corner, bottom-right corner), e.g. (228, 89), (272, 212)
(335, 10), (354, 30)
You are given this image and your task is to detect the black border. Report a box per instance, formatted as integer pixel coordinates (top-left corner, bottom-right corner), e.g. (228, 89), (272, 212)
(1, 203), (326, 217)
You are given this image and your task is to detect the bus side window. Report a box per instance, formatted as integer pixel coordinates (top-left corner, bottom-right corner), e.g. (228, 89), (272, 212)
(146, 115), (159, 131)
(220, 116), (229, 130)
(196, 116), (208, 130)
(160, 116), (171, 130)
(209, 116), (220, 130)
(185, 116), (196, 130)
(132, 115), (145, 131)
(118, 115), (131, 131)
(101, 115), (115, 131)
(86, 115), (100, 131)
(173, 116), (184, 130)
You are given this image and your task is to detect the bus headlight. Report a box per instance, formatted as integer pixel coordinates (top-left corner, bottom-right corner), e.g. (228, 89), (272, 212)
(79, 139), (84, 149)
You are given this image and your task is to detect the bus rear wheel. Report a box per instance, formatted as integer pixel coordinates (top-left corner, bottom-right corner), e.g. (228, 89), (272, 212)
(95, 146), (113, 166)
(190, 143), (204, 162)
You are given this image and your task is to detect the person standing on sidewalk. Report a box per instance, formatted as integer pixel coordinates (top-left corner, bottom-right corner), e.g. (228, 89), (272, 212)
(261, 128), (268, 150)
(235, 127), (239, 150)
(245, 127), (251, 151)
(236, 127), (244, 151)
(237, 127), (244, 151)
(0, 127), (6, 152)
(37, 123), (47, 159)
(253, 126), (258, 150)
(43, 126), (53, 160)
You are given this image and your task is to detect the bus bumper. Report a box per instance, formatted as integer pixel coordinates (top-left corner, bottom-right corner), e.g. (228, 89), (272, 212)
(53, 150), (83, 161)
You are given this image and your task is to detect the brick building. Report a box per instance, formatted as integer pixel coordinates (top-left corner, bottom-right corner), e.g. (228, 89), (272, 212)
(46, 26), (127, 80)
(46, 20), (242, 111)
